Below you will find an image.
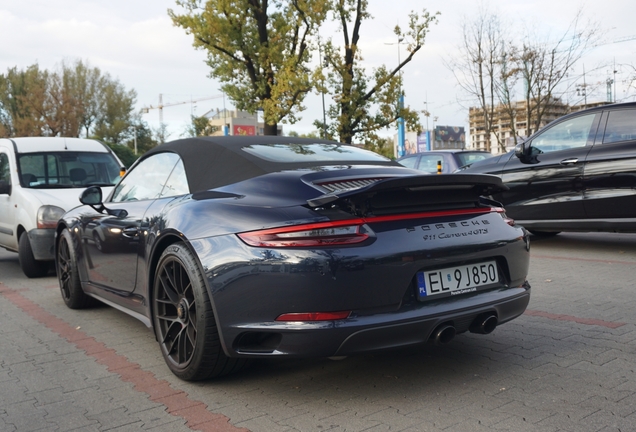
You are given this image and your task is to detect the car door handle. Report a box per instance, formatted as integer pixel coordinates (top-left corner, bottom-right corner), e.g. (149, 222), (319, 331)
(560, 158), (579, 165)
(122, 227), (140, 238)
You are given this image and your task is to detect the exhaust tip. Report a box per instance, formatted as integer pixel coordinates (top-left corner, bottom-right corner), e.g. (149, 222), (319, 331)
(432, 324), (456, 345)
(470, 314), (498, 334)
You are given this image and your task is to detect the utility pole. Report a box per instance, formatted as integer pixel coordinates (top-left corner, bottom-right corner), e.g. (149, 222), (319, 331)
(318, 37), (328, 139)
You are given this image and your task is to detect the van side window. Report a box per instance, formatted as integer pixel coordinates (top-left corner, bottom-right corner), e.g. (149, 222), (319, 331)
(0, 153), (11, 192)
(603, 110), (636, 144)
(0, 153), (9, 183)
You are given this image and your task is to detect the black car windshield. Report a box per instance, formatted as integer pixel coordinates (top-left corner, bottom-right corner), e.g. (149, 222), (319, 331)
(242, 143), (390, 163)
(18, 151), (121, 189)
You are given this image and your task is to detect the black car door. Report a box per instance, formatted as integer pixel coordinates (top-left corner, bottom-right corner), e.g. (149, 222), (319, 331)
(81, 152), (182, 293)
(496, 112), (600, 221)
(583, 107), (636, 218)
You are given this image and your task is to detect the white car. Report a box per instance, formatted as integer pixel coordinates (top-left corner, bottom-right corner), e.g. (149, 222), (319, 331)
(0, 137), (123, 277)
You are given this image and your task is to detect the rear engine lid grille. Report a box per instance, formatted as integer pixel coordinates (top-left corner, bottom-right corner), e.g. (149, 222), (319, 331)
(314, 178), (387, 194)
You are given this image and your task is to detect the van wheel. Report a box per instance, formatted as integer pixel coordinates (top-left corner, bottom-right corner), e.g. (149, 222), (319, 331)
(18, 233), (50, 278)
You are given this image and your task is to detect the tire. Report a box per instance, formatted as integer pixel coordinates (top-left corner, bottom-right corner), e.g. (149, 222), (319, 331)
(57, 229), (95, 309)
(153, 243), (247, 381)
(93, 231), (103, 251)
(18, 232), (50, 278)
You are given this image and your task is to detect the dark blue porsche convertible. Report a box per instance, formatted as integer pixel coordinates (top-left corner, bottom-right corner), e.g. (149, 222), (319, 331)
(55, 136), (531, 381)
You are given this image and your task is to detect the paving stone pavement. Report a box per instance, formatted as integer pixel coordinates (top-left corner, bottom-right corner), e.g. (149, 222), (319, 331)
(1, 232), (635, 432)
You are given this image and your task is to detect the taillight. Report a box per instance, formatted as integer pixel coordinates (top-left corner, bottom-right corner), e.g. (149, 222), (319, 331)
(238, 220), (371, 247)
(275, 311), (351, 321)
(494, 207), (515, 226)
(238, 207), (507, 248)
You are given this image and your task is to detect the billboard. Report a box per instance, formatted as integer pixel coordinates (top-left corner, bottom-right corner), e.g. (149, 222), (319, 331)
(435, 126), (465, 146)
(233, 125), (256, 136)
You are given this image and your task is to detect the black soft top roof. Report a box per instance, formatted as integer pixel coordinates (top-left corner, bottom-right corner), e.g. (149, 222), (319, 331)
(143, 136), (399, 193)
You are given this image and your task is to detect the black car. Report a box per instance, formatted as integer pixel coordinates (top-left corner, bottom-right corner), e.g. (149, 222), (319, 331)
(398, 150), (494, 174)
(462, 102), (636, 235)
(56, 136), (531, 381)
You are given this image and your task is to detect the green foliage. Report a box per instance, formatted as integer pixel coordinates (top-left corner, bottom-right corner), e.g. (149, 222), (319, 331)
(0, 59), (138, 141)
(362, 136), (395, 160)
(170, 0), (329, 135)
(318, 3), (439, 144)
(105, 141), (138, 168)
(287, 130), (321, 138)
(183, 115), (218, 137)
(0, 65), (49, 136)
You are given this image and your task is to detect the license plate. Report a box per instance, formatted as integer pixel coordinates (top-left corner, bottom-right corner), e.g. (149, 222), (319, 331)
(416, 261), (499, 299)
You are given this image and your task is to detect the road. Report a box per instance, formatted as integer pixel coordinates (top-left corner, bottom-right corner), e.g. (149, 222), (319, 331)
(1, 232), (635, 432)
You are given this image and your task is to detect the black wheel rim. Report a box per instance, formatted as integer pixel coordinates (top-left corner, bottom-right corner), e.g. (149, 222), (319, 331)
(154, 257), (197, 368)
(57, 237), (73, 301)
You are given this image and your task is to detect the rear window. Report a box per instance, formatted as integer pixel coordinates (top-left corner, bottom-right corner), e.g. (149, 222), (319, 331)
(18, 151), (121, 188)
(242, 143), (390, 163)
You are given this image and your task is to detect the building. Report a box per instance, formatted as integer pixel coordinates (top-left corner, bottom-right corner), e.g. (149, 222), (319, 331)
(204, 108), (283, 136)
(469, 99), (570, 154)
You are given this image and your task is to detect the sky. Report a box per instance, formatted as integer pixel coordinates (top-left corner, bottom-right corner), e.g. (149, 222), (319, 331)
(1, 0), (635, 142)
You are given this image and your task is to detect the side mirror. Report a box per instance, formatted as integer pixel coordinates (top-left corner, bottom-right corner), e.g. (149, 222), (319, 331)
(79, 186), (127, 218)
(514, 141), (528, 159)
(0, 180), (11, 195)
(80, 186), (103, 206)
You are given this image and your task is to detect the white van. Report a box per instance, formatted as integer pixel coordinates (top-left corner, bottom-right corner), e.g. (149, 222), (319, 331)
(0, 137), (123, 277)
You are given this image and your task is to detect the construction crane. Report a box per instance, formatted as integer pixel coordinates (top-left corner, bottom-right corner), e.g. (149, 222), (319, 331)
(142, 94), (225, 124)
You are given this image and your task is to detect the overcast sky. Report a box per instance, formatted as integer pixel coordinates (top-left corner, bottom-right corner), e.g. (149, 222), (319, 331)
(1, 0), (634, 141)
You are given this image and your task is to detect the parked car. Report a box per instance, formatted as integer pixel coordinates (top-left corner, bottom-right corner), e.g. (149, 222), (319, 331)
(56, 136), (531, 381)
(462, 102), (636, 235)
(0, 137), (123, 277)
(398, 150), (494, 174)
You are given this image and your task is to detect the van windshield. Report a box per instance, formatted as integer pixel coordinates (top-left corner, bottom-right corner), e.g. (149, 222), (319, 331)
(18, 152), (121, 189)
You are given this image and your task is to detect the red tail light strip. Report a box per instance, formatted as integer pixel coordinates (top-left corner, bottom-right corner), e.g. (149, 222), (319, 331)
(275, 311), (352, 322)
(238, 207), (504, 247)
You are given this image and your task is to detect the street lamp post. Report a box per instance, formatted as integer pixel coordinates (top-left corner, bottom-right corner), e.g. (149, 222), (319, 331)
(385, 37), (405, 157)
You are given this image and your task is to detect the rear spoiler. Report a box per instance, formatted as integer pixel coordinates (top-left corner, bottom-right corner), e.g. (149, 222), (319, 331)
(307, 174), (507, 209)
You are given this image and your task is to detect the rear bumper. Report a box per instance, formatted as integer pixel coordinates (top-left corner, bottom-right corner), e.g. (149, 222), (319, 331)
(223, 283), (530, 358)
(28, 228), (56, 261)
(191, 211), (532, 359)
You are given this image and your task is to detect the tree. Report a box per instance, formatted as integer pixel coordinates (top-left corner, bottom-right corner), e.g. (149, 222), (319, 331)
(446, 6), (508, 153)
(0, 65), (49, 137)
(0, 60), (138, 141)
(317, 2), (439, 144)
(91, 79), (137, 144)
(363, 136), (394, 159)
(449, 7), (601, 152)
(170, 0), (328, 135)
(183, 115), (218, 137)
(516, 12), (600, 136)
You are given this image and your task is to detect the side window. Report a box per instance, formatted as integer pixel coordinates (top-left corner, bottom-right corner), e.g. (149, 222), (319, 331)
(532, 114), (596, 154)
(160, 159), (189, 198)
(0, 153), (11, 192)
(602, 110), (636, 144)
(110, 153), (180, 202)
(399, 156), (419, 169)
